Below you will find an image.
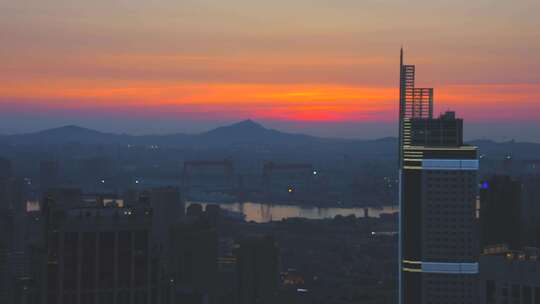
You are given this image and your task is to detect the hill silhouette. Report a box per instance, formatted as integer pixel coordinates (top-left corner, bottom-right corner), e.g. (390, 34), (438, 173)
(2, 120), (539, 159)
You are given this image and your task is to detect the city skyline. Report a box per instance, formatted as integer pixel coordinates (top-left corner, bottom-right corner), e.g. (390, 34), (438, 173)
(1, 0), (539, 141)
(0, 2), (538, 304)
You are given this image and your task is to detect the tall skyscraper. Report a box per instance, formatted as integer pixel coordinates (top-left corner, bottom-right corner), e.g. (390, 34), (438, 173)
(479, 175), (522, 250)
(398, 49), (480, 304)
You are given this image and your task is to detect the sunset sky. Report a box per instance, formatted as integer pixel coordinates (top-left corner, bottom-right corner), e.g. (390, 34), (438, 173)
(1, 0), (539, 141)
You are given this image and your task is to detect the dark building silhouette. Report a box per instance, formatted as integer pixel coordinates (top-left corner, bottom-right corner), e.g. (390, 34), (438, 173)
(41, 195), (155, 304)
(0, 213), (9, 303)
(480, 247), (540, 304)
(204, 204), (222, 227)
(39, 161), (60, 192)
(0, 178), (26, 213)
(480, 175), (522, 250)
(35, 186), (217, 304)
(167, 218), (218, 304)
(522, 175), (540, 248)
(0, 158), (13, 180)
(236, 235), (280, 304)
(150, 187), (185, 246)
(43, 188), (82, 210)
(410, 111), (463, 147)
(186, 203), (204, 218)
(13, 276), (40, 304)
(0, 159), (39, 304)
(398, 49), (480, 304)
(38, 187), (201, 304)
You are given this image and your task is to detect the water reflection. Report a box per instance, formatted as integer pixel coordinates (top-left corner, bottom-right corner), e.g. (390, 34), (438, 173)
(188, 201), (398, 223)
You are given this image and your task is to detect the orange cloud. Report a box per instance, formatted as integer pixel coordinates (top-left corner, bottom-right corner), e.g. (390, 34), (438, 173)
(0, 80), (539, 123)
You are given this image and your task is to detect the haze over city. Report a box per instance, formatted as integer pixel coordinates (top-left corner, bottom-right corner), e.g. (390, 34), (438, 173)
(1, 0), (539, 141)
(2, 1), (540, 304)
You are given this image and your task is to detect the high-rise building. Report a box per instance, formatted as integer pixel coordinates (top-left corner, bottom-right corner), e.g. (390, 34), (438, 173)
(167, 217), (218, 304)
(398, 49), (480, 304)
(521, 174), (540, 248)
(0, 212), (10, 303)
(0, 159), (38, 304)
(479, 247), (540, 304)
(0, 207), (40, 304)
(38, 188), (213, 304)
(236, 235), (280, 304)
(149, 187), (185, 250)
(479, 175), (522, 250)
(41, 195), (155, 304)
(0, 176), (26, 254)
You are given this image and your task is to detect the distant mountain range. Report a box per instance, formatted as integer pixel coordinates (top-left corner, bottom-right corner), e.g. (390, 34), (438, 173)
(1, 120), (539, 159)
(0, 120), (319, 146)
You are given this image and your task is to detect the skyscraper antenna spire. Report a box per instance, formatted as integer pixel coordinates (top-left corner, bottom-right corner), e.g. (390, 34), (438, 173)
(400, 47), (403, 68)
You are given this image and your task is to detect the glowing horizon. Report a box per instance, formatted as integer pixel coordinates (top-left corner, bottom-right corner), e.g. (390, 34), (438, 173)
(2, 82), (539, 122)
(1, 0), (539, 140)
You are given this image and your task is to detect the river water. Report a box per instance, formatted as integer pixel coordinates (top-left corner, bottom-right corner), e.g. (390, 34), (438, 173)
(188, 201), (398, 223)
